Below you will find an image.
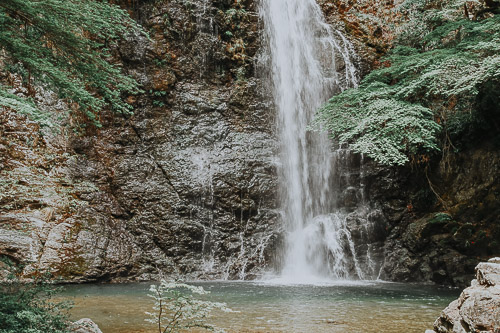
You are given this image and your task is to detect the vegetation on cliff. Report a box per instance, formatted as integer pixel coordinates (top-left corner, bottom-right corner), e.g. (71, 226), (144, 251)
(0, 0), (144, 128)
(315, 0), (500, 166)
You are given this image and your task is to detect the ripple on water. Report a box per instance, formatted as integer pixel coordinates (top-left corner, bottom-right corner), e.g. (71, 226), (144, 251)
(59, 281), (459, 333)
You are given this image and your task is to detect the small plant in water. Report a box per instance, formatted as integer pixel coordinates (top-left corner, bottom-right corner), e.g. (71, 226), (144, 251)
(145, 280), (232, 333)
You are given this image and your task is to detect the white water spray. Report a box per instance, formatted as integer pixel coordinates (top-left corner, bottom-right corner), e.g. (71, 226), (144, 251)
(259, 0), (370, 283)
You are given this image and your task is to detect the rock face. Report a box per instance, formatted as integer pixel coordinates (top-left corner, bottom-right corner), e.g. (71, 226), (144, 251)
(375, 145), (500, 287)
(1, 0), (280, 282)
(0, 0), (498, 285)
(431, 258), (500, 333)
(316, 1), (500, 288)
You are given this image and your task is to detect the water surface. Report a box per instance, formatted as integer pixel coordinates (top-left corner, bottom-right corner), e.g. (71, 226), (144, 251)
(61, 281), (458, 332)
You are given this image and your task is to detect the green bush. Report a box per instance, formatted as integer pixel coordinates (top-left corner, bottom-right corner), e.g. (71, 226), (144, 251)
(0, 0), (146, 128)
(0, 259), (71, 333)
(146, 280), (233, 333)
(314, 0), (500, 165)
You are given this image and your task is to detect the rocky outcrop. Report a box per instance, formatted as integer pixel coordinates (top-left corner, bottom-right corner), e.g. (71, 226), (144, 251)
(316, 0), (500, 288)
(65, 0), (280, 281)
(429, 258), (500, 333)
(375, 144), (500, 287)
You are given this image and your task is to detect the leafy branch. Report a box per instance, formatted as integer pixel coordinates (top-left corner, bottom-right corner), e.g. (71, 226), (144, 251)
(314, 0), (500, 165)
(145, 280), (234, 333)
(0, 0), (146, 128)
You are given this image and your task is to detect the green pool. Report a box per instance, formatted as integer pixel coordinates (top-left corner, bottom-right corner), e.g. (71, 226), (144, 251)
(60, 281), (459, 332)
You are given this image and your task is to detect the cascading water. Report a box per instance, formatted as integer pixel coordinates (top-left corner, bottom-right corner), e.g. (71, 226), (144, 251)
(259, 0), (379, 282)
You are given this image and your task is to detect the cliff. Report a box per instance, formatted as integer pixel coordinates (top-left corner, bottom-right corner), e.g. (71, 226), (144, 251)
(0, 0), (498, 286)
(1, 0), (279, 282)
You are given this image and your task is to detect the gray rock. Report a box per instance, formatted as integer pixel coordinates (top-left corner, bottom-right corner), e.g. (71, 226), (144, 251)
(72, 318), (102, 333)
(431, 261), (500, 333)
(0, 229), (32, 263)
(489, 257), (500, 264)
(0, 0), (281, 282)
(476, 262), (500, 286)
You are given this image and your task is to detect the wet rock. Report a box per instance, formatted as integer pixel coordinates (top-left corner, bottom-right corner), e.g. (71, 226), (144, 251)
(50, 0), (280, 281)
(72, 318), (102, 333)
(431, 259), (500, 333)
(341, 186), (359, 208)
(119, 30), (152, 63)
(0, 0), (279, 283)
(1, 0), (498, 286)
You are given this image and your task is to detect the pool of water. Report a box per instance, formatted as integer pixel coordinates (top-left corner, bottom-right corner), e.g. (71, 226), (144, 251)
(60, 281), (458, 333)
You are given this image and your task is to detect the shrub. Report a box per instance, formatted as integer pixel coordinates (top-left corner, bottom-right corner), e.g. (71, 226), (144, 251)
(0, 0), (146, 128)
(146, 280), (233, 333)
(0, 259), (71, 333)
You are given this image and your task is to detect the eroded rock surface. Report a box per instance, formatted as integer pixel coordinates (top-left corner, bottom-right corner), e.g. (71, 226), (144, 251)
(431, 258), (500, 333)
(0, 0), (498, 285)
(0, 0), (280, 282)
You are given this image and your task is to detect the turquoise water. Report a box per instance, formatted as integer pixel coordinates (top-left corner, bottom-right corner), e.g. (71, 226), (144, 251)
(61, 281), (459, 332)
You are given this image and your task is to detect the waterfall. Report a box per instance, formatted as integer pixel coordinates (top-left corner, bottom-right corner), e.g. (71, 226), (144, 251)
(259, 0), (376, 282)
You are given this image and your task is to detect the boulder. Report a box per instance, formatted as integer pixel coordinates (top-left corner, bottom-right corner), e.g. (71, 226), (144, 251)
(72, 318), (102, 333)
(431, 258), (500, 333)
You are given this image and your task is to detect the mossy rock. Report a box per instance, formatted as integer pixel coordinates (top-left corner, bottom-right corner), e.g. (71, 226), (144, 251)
(420, 213), (457, 239)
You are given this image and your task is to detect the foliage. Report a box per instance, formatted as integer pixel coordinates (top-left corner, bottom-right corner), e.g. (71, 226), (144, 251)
(0, 258), (72, 333)
(313, 83), (441, 165)
(0, 0), (145, 127)
(429, 212), (453, 224)
(0, 89), (54, 128)
(314, 0), (500, 165)
(146, 280), (232, 333)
